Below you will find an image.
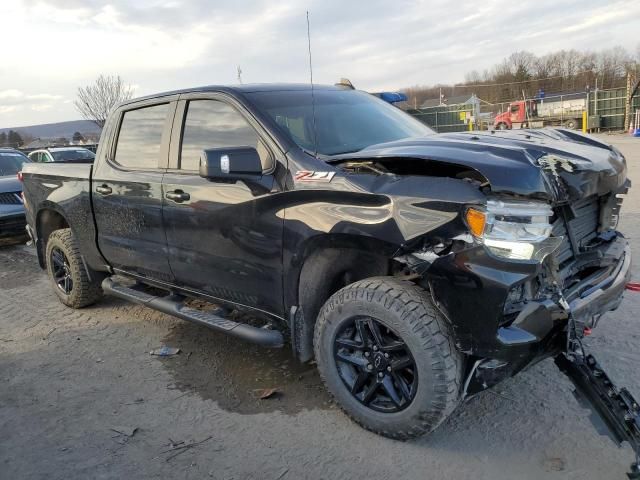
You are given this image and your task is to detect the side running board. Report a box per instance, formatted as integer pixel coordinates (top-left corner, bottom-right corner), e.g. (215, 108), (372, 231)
(102, 277), (284, 348)
(555, 353), (640, 479)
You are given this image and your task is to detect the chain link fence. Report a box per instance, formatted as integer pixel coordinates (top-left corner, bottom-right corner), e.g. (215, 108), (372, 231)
(408, 87), (639, 133)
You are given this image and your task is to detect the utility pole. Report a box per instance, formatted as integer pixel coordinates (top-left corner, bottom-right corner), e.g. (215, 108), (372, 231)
(237, 65), (243, 84)
(625, 72), (632, 132)
(594, 76), (599, 133)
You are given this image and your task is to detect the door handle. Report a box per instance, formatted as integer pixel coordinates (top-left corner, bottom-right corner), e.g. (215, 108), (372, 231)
(95, 184), (112, 195)
(165, 190), (190, 203)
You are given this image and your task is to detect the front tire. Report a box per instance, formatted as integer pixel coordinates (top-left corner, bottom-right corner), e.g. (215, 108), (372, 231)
(45, 228), (103, 308)
(314, 277), (463, 439)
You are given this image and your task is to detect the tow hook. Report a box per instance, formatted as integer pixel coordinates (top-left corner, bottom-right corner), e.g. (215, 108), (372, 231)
(555, 353), (640, 478)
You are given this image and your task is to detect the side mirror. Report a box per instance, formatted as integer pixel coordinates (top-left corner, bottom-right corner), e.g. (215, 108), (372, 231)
(199, 146), (263, 180)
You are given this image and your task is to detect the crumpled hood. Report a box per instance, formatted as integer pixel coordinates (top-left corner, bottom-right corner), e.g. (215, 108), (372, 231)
(330, 128), (628, 203)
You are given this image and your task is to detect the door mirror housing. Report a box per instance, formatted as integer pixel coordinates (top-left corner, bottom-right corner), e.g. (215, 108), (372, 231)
(199, 146), (263, 180)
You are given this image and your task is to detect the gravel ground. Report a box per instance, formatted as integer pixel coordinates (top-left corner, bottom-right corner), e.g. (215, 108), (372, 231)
(1, 134), (639, 480)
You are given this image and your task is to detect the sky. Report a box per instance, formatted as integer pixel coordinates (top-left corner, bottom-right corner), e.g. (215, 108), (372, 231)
(1, 0), (639, 128)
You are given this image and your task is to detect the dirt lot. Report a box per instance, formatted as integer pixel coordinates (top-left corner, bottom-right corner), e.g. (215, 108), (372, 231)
(1, 134), (639, 480)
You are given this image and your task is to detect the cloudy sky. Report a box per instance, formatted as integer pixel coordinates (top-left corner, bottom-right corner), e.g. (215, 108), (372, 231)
(1, 0), (638, 128)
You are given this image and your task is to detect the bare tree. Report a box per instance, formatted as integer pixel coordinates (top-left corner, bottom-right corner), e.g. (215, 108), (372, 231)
(464, 70), (482, 84)
(74, 75), (134, 128)
(399, 45), (636, 109)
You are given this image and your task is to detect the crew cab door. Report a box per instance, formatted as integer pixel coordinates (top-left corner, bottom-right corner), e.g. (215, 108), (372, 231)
(92, 98), (177, 282)
(161, 93), (285, 316)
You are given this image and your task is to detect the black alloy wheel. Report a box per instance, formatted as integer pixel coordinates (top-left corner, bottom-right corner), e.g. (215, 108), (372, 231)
(45, 228), (104, 308)
(333, 316), (418, 413)
(315, 277), (463, 439)
(50, 246), (73, 295)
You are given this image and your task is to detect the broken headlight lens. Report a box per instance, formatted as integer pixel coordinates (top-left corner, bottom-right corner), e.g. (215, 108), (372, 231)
(466, 199), (562, 262)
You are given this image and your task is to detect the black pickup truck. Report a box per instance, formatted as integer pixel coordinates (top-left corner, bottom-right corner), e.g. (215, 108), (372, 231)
(21, 84), (639, 473)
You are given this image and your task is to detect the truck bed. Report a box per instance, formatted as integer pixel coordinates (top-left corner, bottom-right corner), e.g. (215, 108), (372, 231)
(21, 162), (103, 270)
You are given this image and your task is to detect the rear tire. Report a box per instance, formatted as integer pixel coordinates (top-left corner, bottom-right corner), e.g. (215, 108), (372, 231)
(314, 277), (463, 439)
(45, 228), (104, 308)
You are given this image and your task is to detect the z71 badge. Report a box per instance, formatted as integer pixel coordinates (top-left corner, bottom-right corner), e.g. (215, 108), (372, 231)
(294, 171), (336, 182)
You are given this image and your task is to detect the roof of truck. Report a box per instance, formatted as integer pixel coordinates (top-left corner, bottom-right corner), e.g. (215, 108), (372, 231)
(119, 83), (346, 107)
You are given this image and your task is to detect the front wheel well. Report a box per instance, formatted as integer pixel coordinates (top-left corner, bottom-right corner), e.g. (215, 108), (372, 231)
(36, 209), (70, 268)
(294, 247), (393, 362)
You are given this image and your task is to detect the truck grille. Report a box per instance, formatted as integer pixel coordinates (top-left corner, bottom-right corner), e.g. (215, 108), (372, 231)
(552, 195), (602, 268)
(0, 214), (26, 238)
(0, 192), (22, 205)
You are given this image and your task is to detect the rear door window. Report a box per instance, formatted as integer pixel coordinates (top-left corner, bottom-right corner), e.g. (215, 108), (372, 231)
(114, 103), (169, 169)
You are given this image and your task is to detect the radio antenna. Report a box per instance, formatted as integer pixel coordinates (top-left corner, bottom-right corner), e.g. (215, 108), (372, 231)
(306, 11), (318, 157)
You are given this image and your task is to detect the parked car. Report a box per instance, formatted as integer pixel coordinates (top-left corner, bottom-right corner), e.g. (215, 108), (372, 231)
(28, 147), (95, 163)
(0, 148), (30, 242)
(20, 84), (639, 472)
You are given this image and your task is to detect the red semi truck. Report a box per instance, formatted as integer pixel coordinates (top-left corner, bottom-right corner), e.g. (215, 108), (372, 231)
(494, 98), (585, 130)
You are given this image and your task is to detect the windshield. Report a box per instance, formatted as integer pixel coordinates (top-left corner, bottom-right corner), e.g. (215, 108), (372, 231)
(51, 149), (95, 162)
(0, 151), (30, 176)
(247, 89), (434, 156)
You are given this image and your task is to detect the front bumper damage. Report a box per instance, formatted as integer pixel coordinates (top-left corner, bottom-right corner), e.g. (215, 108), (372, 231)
(418, 234), (631, 394)
(411, 233), (638, 476)
(555, 353), (640, 479)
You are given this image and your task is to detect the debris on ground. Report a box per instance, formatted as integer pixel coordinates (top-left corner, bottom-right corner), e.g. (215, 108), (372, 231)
(111, 426), (139, 437)
(276, 468), (289, 479)
(156, 436), (216, 462)
(543, 457), (566, 472)
(150, 346), (181, 356)
(43, 327), (56, 340)
(254, 388), (279, 400)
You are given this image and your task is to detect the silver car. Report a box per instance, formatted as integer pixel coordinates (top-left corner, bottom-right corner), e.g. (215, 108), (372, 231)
(28, 147), (95, 163)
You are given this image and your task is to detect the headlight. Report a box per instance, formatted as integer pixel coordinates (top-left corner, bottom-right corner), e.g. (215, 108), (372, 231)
(465, 199), (562, 261)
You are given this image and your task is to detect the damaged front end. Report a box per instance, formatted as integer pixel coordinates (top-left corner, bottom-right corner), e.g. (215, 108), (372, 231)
(406, 183), (631, 394)
(391, 149), (638, 475)
(362, 133), (631, 394)
(329, 128), (636, 474)
(330, 134), (631, 393)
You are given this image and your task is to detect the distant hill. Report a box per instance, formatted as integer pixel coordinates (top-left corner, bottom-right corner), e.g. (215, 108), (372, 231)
(0, 120), (101, 140)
